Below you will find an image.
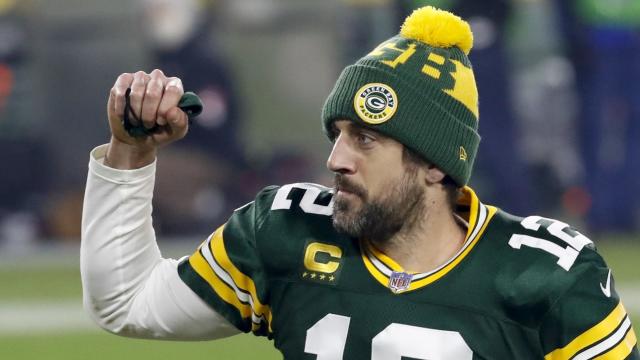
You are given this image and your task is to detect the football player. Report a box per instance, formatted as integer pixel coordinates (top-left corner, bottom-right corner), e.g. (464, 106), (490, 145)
(81, 6), (638, 359)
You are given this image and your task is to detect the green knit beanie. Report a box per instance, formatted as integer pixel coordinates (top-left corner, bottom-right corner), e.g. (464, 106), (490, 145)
(322, 6), (480, 186)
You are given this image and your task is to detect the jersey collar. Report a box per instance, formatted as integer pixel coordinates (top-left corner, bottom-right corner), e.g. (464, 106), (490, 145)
(360, 186), (498, 293)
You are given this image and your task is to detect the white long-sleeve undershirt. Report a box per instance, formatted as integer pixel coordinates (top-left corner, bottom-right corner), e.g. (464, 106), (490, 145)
(80, 144), (240, 340)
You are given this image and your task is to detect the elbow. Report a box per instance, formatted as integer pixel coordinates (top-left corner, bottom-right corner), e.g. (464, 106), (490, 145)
(83, 293), (131, 335)
(81, 275), (163, 339)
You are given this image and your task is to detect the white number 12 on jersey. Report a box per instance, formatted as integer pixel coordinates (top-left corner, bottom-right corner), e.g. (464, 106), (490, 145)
(509, 216), (592, 271)
(304, 313), (473, 359)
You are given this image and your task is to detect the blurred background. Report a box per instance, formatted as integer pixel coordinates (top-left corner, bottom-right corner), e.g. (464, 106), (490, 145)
(0, 0), (638, 358)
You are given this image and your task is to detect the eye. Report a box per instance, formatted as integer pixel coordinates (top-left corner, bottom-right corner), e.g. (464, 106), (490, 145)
(356, 132), (375, 146)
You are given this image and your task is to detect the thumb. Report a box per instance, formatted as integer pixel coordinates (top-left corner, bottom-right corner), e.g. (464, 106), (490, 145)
(165, 106), (189, 140)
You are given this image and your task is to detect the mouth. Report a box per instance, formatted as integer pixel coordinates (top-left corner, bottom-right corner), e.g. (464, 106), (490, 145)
(334, 175), (365, 200)
(336, 188), (357, 198)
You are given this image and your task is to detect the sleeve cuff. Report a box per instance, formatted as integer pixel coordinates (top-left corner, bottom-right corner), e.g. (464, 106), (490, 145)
(89, 144), (156, 184)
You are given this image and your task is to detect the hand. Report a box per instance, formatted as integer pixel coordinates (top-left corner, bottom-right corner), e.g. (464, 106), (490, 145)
(105, 69), (189, 169)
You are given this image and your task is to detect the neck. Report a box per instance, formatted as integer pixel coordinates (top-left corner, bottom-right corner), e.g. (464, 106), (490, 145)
(371, 198), (467, 273)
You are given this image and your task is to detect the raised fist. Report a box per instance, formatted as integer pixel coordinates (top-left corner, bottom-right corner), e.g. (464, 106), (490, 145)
(105, 69), (189, 169)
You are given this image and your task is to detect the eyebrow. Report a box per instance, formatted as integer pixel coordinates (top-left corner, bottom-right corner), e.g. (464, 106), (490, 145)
(349, 122), (385, 139)
(334, 120), (375, 133)
(330, 120), (387, 143)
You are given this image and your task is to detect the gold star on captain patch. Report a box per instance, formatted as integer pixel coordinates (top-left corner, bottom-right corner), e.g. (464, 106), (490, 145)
(319, 274), (326, 280)
(329, 275), (335, 281)
(310, 273), (317, 279)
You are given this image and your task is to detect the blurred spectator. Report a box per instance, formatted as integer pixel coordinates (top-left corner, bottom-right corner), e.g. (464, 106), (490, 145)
(0, 0), (48, 248)
(139, 0), (249, 235)
(396, 0), (535, 215)
(558, 0), (640, 232)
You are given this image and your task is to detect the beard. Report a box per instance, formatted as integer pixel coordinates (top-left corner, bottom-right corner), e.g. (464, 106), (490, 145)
(331, 170), (426, 245)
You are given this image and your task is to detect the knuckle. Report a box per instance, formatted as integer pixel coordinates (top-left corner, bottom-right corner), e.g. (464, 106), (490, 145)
(130, 88), (144, 100)
(164, 82), (183, 96)
(164, 86), (179, 95)
(130, 77), (145, 89)
(146, 82), (163, 99)
(146, 89), (162, 101)
(117, 72), (132, 81)
(166, 77), (183, 87)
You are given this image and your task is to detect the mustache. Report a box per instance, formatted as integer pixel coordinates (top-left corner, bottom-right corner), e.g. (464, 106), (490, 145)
(333, 175), (367, 198)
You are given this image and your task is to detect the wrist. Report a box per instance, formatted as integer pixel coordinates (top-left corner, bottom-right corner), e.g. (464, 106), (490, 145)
(104, 137), (157, 170)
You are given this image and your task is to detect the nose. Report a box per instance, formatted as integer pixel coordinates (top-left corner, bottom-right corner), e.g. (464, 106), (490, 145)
(326, 134), (356, 174)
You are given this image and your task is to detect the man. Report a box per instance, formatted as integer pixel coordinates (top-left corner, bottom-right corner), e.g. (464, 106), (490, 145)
(81, 6), (638, 359)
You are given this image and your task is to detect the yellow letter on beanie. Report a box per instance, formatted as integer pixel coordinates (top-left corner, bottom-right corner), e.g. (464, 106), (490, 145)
(446, 60), (479, 119)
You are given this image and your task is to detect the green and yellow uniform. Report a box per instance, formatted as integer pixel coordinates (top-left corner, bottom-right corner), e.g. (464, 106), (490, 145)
(178, 184), (639, 359)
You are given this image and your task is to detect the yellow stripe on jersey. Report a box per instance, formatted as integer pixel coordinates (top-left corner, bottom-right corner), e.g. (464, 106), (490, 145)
(188, 249), (253, 319)
(361, 242), (394, 286)
(364, 241), (405, 272)
(187, 226), (272, 332)
(209, 225), (273, 331)
(544, 302), (629, 360)
(461, 186), (480, 237)
(595, 326), (637, 360)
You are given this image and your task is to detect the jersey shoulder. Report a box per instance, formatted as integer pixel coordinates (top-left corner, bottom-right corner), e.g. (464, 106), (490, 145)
(226, 182), (336, 239)
(235, 182), (340, 272)
(488, 209), (600, 272)
(486, 211), (639, 359)
(484, 210), (613, 322)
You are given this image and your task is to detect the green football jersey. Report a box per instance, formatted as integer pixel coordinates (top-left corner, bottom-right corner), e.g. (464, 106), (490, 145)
(178, 183), (639, 359)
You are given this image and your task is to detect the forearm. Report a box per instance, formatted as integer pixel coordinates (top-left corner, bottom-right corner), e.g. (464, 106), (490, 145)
(80, 144), (239, 340)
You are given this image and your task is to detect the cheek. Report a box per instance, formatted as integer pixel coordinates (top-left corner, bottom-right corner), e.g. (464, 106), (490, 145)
(358, 144), (407, 196)
(365, 169), (406, 199)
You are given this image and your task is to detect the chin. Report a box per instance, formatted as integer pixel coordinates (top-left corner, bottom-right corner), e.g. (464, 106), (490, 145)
(331, 209), (349, 231)
(331, 209), (360, 237)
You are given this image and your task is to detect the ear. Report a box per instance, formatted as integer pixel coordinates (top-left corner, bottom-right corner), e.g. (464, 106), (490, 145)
(424, 164), (447, 185)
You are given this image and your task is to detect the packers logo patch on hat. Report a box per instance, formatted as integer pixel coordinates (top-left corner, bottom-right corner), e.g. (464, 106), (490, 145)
(353, 83), (398, 124)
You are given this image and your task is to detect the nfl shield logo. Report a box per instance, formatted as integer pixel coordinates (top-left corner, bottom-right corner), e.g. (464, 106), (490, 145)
(388, 271), (413, 294)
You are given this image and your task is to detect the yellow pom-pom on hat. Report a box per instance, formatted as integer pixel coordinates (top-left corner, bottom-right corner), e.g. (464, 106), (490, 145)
(400, 6), (473, 55)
